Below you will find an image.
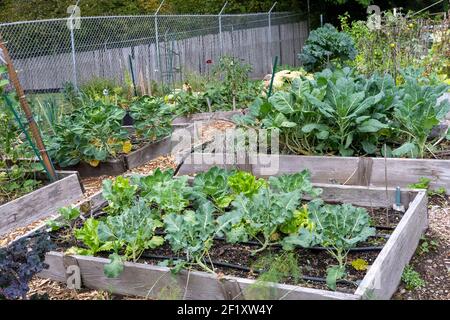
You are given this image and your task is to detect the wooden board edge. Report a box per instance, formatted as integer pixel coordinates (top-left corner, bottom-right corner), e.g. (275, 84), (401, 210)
(354, 191), (428, 299)
(39, 252), (360, 300)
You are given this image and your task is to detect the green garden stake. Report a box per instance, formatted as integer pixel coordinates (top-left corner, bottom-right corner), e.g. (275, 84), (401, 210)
(393, 186), (405, 212)
(267, 55), (279, 98)
(128, 54), (138, 97)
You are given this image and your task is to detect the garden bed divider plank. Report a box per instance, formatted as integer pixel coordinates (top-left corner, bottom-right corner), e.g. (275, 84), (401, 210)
(124, 135), (173, 170)
(0, 173), (84, 237)
(181, 152), (450, 194)
(0, 190), (105, 248)
(355, 190), (428, 300)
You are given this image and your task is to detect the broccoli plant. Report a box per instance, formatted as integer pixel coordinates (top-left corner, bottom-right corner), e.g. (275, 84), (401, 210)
(164, 201), (217, 273)
(217, 187), (302, 254)
(98, 200), (164, 278)
(282, 200), (375, 290)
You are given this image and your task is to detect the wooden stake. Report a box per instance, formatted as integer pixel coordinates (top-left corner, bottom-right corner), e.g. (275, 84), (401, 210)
(0, 34), (57, 181)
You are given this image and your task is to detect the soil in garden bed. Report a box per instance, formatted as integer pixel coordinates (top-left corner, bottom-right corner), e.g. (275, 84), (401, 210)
(48, 203), (401, 295)
(0, 176), (50, 206)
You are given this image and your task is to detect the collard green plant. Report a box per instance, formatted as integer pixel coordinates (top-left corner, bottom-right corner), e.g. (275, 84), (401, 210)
(299, 24), (357, 72)
(392, 70), (450, 158)
(164, 201), (217, 273)
(302, 68), (386, 156)
(0, 232), (54, 300)
(282, 200), (375, 290)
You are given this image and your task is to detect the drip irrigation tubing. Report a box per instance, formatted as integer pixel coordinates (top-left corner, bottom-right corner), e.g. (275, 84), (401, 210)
(140, 252), (360, 287)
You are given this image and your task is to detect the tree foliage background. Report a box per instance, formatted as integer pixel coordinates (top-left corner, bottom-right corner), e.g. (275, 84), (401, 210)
(0, 0), (447, 23)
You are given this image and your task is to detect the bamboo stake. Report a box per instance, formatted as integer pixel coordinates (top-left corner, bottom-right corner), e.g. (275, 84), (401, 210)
(0, 34), (57, 181)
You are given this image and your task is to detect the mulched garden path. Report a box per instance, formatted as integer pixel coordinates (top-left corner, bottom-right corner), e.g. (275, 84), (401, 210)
(393, 194), (450, 300)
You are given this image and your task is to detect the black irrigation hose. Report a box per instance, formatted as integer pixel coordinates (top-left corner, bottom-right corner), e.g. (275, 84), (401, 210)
(152, 230), (386, 253)
(140, 253), (360, 288)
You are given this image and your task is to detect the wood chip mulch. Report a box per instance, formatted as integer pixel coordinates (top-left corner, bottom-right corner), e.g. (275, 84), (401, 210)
(0, 156), (176, 248)
(393, 195), (450, 300)
(27, 277), (147, 300)
(199, 120), (235, 142)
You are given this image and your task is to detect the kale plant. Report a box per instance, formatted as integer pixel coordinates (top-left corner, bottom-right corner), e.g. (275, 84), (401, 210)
(299, 24), (357, 72)
(0, 232), (54, 300)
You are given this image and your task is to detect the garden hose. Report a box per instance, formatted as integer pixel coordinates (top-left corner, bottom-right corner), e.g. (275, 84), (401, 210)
(140, 252), (360, 288)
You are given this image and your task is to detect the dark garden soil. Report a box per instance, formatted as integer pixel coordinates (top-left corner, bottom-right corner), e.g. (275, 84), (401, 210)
(49, 203), (398, 295)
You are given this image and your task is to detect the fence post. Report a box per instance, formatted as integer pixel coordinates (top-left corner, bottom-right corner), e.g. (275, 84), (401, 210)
(219, 2), (228, 55)
(155, 0), (165, 83)
(268, 2), (277, 69)
(67, 5), (79, 91)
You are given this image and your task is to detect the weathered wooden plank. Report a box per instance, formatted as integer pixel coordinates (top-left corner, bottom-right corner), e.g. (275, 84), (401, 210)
(0, 174), (84, 236)
(251, 154), (361, 185)
(39, 252), (359, 300)
(1, 190), (105, 248)
(206, 152), (450, 195)
(370, 158), (450, 193)
(355, 191), (428, 299)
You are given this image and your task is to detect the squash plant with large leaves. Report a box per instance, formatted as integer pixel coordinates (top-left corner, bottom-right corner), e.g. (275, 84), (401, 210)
(46, 100), (129, 167)
(129, 95), (174, 142)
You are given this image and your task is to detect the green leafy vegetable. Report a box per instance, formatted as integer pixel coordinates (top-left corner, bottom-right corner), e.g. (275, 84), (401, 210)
(164, 201), (217, 273)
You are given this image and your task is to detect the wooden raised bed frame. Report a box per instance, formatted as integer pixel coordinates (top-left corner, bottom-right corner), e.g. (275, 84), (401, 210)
(177, 150), (450, 195)
(11, 175), (427, 300)
(0, 171), (84, 237)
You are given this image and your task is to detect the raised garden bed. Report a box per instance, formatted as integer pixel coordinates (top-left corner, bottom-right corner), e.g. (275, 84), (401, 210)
(178, 148), (450, 194)
(0, 171), (84, 237)
(60, 124), (196, 178)
(9, 169), (427, 300)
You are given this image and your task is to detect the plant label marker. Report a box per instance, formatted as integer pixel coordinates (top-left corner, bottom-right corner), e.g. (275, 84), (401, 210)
(393, 186), (405, 212)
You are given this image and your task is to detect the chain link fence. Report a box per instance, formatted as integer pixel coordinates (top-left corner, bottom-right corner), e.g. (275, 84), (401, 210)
(0, 11), (308, 93)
